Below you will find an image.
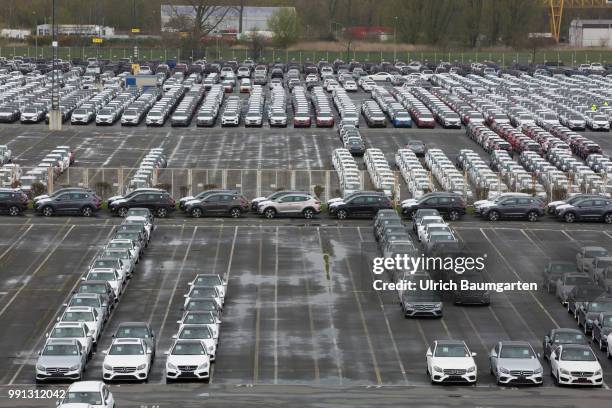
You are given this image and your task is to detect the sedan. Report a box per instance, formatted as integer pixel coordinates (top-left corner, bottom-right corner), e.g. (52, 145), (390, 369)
(102, 338), (152, 382)
(35, 339), (87, 383)
(173, 325), (217, 361)
(489, 341), (543, 385)
(550, 344), (603, 386)
(165, 340), (211, 382)
(426, 340), (477, 384)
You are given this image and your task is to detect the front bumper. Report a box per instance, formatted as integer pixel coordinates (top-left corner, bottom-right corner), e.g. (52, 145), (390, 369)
(103, 366), (149, 381)
(557, 371), (603, 385)
(497, 371), (543, 385)
(403, 306), (442, 317)
(166, 366), (209, 380)
(36, 368), (81, 381)
(431, 370), (476, 383)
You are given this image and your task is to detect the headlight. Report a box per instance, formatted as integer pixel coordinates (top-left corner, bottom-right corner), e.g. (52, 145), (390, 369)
(534, 367), (543, 374)
(103, 363), (113, 370)
(404, 303), (414, 309)
(167, 362), (178, 370)
(498, 367), (509, 374)
(137, 363), (147, 370)
(36, 364), (46, 371)
(467, 366), (476, 373)
(595, 369), (602, 376)
(434, 303), (442, 308)
(207, 345), (215, 353)
(559, 368), (569, 375)
(197, 362), (209, 370)
(433, 366), (443, 373)
(68, 365), (80, 371)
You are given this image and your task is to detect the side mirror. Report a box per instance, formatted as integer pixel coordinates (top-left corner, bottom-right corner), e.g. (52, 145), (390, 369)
(164, 350), (170, 355)
(56, 317), (61, 322)
(426, 350), (432, 357)
(62, 303), (68, 307)
(471, 352), (477, 357)
(183, 294), (188, 298)
(537, 352), (541, 359)
(490, 351), (497, 358)
(176, 320), (182, 324)
(172, 334), (177, 339)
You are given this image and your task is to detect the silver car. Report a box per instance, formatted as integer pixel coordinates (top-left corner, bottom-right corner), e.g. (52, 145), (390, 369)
(35, 339), (87, 382)
(489, 341), (543, 385)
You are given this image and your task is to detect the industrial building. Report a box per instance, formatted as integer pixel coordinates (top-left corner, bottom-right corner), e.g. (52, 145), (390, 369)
(569, 19), (612, 47)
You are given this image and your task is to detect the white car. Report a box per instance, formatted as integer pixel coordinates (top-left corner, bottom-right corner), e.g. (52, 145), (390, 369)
(165, 339), (211, 382)
(419, 223), (452, 243)
(46, 322), (94, 360)
(173, 325), (217, 361)
(368, 72), (394, 82)
(426, 340), (478, 384)
(177, 311), (221, 343)
(550, 344), (603, 386)
(84, 268), (124, 298)
(103, 338), (152, 382)
(188, 273), (227, 299)
(184, 286), (224, 309)
(59, 306), (104, 344)
(60, 381), (115, 408)
(106, 239), (139, 264)
(416, 216), (444, 242)
(124, 215), (153, 240)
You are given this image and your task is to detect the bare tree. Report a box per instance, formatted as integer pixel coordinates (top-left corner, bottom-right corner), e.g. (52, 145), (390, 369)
(169, 0), (234, 41)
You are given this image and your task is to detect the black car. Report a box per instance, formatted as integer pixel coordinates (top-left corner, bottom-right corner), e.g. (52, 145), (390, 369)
(449, 271), (491, 305)
(329, 191), (393, 220)
(557, 198), (612, 224)
(405, 140), (426, 157)
(542, 261), (579, 293)
(576, 298), (612, 334)
(179, 189), (239, 211)
(482, 196), (544, 222)
(185, 192), (249, 218)
(402, 192), (465, 221)
(107, 188), (165, 207)
(0, 188), (29, 216)
(542, 328), (589, 360)
(591, 312), (612, 350)
(567, 285), (605, 319)
(109, 191), (176, 218)
(34, 191), (102, 217)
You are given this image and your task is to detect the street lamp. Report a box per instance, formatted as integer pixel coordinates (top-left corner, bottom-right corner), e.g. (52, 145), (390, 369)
(393, 16), (398, 63)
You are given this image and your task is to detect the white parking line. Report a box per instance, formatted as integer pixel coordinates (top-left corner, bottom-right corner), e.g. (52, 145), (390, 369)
(274, 226), (279, 385)
(253, 229), (263, 383)
(0, 224), (33, 262)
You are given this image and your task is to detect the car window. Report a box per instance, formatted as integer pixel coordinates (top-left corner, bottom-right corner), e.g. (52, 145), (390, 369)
(366, 196), (379, 204)
(350, 197), (365, 204)
(424, 198), (438, 205)
(56, 193), (69, 201)
(517, 198), (531, 205)
(578, 200), (593, 207)
(501, 198), (517, 205)
(438, 197), (450, 204)
(593, 200), (606, 206)
(206, 195), (220, 202)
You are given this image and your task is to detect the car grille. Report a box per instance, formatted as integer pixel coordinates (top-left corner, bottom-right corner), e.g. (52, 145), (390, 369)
(414, 304), (435, 310)
(178, 365), (197, 372)
(571, 371), (594, 377)
(510, 370), (533, 376)
(443, 369), (466, 375)
(46, 367), (69, 374)
(112, 367), (136, 373)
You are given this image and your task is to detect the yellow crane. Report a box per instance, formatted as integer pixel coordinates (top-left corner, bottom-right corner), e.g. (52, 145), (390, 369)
(547, 0), (612, 42)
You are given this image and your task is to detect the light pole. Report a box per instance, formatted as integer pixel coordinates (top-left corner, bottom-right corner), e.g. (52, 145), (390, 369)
(49, 0), (61, 130)
(393, 16), (398, 63)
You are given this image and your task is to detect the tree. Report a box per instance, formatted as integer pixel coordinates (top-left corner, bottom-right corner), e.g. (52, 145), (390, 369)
(268, 7), (299, 49)
(168, 1), (234, 40)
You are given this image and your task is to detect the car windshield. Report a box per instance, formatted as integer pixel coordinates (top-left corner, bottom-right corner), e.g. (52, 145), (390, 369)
(69, 297), (99, 307)
(79, 284), (106, 294)
(93, 260), (117, 269)
(190, 288), (216, 298)
(550, 263), (576, 273)
(63, 312), (93, 322)
(186, 300), (216, 311)
(602, 316), (612, 327)
(499, 345), (534, 358)
(88, 272), (115, 281)
(109, 344), (144, 355)
(43, 344), (79, 355)
(172, 342), (205, 355)
(589, 302), (612, 312)
(184, 313), (215, 324)
(429, 233), (454, 241)
(179, 327), (211, 339)
(65, 392), (102, 405)
(565, 276), (590, 285)
(586, 250), (608, 258)
(108, 242), (129, 249)
(434, 344), (469, 357)
(561, 348), (596, 361)
(554, 332), (586, 344)
(51, 327), (84, 338)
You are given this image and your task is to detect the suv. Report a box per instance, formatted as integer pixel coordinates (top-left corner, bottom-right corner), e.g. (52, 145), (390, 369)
(557, 198), (612, 224)
(257, 193), (321, 219)
(329, 191), (393, 220)
(109, 191), (176, 218)
(481, 196), (544, 222)
(185, 192), (249, 218)
(34, 191), (101, 217)
(401, 192), (466, 220)
(0, 188), (28, 216)
(179, 189), (238, 211)
(251, 190), (308, 211)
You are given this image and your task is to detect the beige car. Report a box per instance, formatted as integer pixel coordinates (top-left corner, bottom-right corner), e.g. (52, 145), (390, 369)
(257, 193), (322, 219)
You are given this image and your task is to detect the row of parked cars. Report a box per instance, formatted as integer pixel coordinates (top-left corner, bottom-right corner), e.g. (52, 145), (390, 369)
(395, 148), (434, 200)
(364, 148), (395, 197)
(337, 120), (366, 156)
(196, 84), (225, 127)
(36, 208), (154, 383)
(171, 84), (205, 127)
(311, 86), (335, 127)
(332, 148), (362, 198)
(146, 85), (186, 126)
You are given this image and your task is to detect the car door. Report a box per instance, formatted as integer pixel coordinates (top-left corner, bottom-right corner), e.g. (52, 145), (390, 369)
(490, 343), (500, 374)
(347, 196), (367, 216)
(128, 193), (147, 210)
(590, 199), (608, 220)
(0, 192), (8, 212)
(435, 196), (451, 216)
(53, 193), (71, 214)
(498, 198), (517, 217)
(517, 198), (533, 218)
(202, 194), (222, 214)
(421, 197), (439, 212)
(364, 195), (382, 217)
(576, 200), (596, 219)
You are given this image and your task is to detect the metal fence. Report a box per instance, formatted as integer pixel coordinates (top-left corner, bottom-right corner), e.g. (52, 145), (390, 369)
(4, 46), (612, 66)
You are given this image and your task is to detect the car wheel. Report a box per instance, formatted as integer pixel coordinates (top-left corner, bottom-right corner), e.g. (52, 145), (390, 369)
(8, 205), (20, 216)
(604, 213), (612, 224)
(527, 211), (538, 222)
(191, 208), (203, 218)
(156, 207), (168, 218)
(264, 208), (276, 219)
(303, 208), (315, 219)
(81, 206), (94, 217)
(563, 212), (576, 223)
(41, 206), (54, 217)
(336, 209), (348, 220)
(229, 207), (241, 218)
(488, 210), (500, 221)
(449, 209), (460, 221)
(117, 207), (129, 217)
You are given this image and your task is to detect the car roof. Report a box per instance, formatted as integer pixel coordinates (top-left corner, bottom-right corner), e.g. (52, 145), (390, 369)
(68, 381), (104, 392)
(552, 328), (582, 334)
(112, 338), (143, 344)
(117, 321), (150, 328)
(499, 340), (532, 346)
(436, 340), (466, 346)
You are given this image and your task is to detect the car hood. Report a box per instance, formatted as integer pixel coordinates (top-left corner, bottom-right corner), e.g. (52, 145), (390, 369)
(558, 360), (601, 372)
(180, 196), (195, 203)
(251, 196), (268, 203)
(548, 200), (566, 207)
(167, 354), (208, 366)
(401, 198), (418, 207)
(37, 355), (81, 367)
(496, 358), (542, 371)
(104, 354), (148, 366)
(432, 356), (475, 369)
(110, 199), (127, 206)
(474, 199), (493, 208)
(107, 195), (123, 202)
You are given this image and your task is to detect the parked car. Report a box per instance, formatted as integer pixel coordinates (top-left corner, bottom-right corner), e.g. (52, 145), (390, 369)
(35, 339), (87, 382)
(35, 191), (101, 217)
(542, 328), (589, 360)
(328, 191), (393, 220)
(401, 192), (466, 221)
(59, 381), (115, 408)
(165, 340), (211, 383)
(0, 187), (28, 215)
(426, 340), (477, 384)
(489, 341), (543, 385)
(185, 192), (248, 218)
(550, 344), (603, 386)
(257, 192), (321, 219)
(481, 196), (544, 222)
(557, 198), (612, 224)
(102, 338), (153, 382)
(109, 191), (176, 218)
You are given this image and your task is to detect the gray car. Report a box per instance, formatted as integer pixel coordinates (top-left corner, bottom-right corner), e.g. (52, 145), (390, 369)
(555, 273), (593, 305)
(35, 339), (87, 382)
(489, 341), (543, 385)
